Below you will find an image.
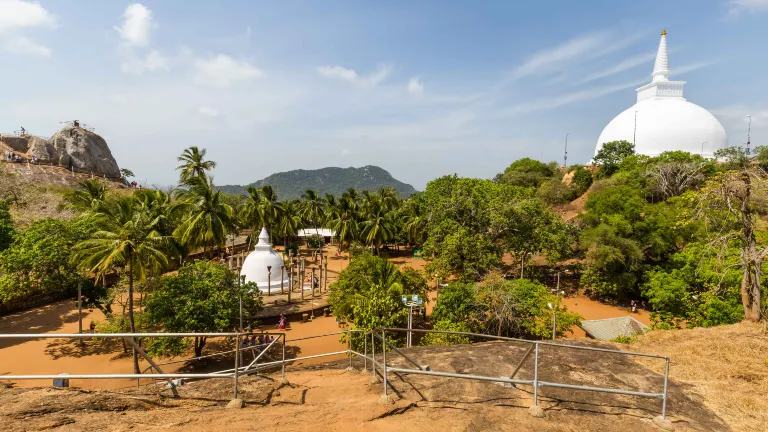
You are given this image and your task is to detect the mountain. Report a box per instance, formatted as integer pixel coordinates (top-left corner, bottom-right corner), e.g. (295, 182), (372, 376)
(218, 165), (417, 200)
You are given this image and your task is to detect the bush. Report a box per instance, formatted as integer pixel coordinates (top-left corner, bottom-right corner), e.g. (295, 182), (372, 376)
(307, 234), (324, 249)
(537, 178), (578, 204)
(571, 168), (593, 195)
(422, 320), (472, 346)
(0, 200), (14, 252)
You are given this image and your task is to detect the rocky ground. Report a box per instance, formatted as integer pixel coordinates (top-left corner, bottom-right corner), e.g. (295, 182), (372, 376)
(1, 338), (733, 431)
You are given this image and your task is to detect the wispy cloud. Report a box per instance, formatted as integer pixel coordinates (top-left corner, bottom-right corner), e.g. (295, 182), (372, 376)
(726, 0), (768, 17)
(510, 30), (647, 80)
(115, 3), (154, 47)
(194, 54), (264, 88)
(407, 77), (424, 96)
(317, 64), (393, 87)
(0, 0), (56, 56)
(198, 106), (219, 117)
(575, 52), (656, 85)
(121, 50), (170, 74)
(501, 79), (645, 116)
(669, 60), (718, 77)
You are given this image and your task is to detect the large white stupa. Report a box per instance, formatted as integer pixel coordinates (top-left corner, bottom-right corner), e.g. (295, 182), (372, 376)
(240, 227), (289, 293)
(595, 30), (727, 158)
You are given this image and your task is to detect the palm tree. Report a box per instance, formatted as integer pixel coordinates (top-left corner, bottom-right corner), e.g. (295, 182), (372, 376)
(274, 200), (302, 250)
(377, 187), (400, 212)
(72, 196), (172, 373)
(61, 178), (108, 212)
(172, 175), (233, 255)
(241, 185), (283, 246)
(329, 196), (359, 252)
(360, 197), (395, 254)
(300, 189), (325, 235)
(177, 146), (217, 182)
(400, 193), (426, 247)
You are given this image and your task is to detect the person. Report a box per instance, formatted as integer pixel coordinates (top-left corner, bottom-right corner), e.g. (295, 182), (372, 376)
(278, 314), (286, 331)
(89, 321), (96, 334)
(250, 334), (257, 346)
(258, 334), (265, 346)
(631, 300), (638, 313)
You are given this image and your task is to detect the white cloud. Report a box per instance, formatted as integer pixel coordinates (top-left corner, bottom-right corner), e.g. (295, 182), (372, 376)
(340, 148), (351, 156)
(501, 79), (646, 116)
(194, 54), (264, 87)
(317, 64), (392, 87)
(0, 0), (55, 32)
(0, 0), (55, 56)
(115, 3), (154, 47)
(198, 106), (219, 117)
(3, 35), (49, 56)
(726, 0), (768, 17)
(407, 77), (424, 96)
(575, 52), (656, 85)
(669, 60), (718, 77)
(510, 31), (647, 80)
(121, 50), (170, 74)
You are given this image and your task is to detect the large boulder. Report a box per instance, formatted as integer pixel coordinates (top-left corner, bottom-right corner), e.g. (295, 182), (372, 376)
(49, 126), (121, 178)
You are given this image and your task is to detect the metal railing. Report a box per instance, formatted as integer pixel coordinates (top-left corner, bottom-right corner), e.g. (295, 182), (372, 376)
(0, 328), (670, 420)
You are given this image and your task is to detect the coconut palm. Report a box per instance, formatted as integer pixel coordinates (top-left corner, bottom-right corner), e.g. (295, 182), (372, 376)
(360, 197), (395, 254)
(72, 196), (172, 373)
(61, 178), (108, 212)
(241, 185), (283, 246)
(177, 146), (216, 182)
(400, 193), (426, 247)
(300, 189), (325, 234)
(329, 196), (359, 252)
(172, 175), (233, 255)
(274, 200), (302, 250)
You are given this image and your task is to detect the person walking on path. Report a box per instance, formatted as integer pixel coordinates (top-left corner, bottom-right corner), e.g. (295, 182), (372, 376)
(278, 314), (286, 331)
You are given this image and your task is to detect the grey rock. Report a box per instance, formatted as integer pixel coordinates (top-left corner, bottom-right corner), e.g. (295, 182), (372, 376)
(50, 126), (120, 177)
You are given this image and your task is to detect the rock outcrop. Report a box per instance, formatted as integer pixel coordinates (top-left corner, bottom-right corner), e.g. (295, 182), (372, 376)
(1, 126), (120, 178)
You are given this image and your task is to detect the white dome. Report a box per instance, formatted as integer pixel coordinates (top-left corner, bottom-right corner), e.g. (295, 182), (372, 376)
(595, 98), (727, 158)
(240, 228), (289, 293)
(594, 30), (727, 159)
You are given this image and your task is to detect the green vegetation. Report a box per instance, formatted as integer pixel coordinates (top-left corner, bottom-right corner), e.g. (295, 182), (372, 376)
(0, 200), (14, 252)
(425, 273), (581, 341)
(328, 253), (427, 347)
(218, 165), (417, 200)
(146, 261), (262, 356)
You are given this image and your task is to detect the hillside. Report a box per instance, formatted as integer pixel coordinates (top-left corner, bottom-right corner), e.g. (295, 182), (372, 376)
(218, 165), (417, 200)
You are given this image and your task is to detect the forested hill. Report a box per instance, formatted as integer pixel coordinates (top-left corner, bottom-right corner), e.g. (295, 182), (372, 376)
(217, 165), (417, 200)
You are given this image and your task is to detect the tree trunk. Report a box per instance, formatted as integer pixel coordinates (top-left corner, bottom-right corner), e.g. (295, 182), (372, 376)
(127, 253), (140, 374)
(194, 336), (206, 357)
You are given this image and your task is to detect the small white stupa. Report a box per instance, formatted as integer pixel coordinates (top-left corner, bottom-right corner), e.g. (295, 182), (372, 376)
(240, 227), (289, 293)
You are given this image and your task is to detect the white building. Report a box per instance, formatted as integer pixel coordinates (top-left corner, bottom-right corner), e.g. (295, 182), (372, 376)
(240, 227), (289, 293)
(595, 30), (727, 158)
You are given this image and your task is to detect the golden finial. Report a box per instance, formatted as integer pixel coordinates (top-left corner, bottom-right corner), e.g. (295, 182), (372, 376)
(661, 29), (667, 36)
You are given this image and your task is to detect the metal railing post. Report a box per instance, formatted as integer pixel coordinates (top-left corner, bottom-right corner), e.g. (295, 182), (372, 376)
(382, 330), (388, 396)
(662, 357), (670, 419)
(371, 331), (376, 380)
(533, 342), (539, 407)
(233, 333), (241, 399)
(348, 329), (353, 369)
(281, 333), (287, 384)
(364, 333), (368, 371)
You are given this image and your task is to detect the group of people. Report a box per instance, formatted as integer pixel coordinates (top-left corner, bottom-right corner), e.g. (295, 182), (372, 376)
(240, 314), (288, 347)
(4, 151), (42, 164)
(629, 299), (647, 313)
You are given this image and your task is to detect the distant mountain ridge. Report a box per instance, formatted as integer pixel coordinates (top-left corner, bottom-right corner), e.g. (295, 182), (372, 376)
(218, 165), (417, 200)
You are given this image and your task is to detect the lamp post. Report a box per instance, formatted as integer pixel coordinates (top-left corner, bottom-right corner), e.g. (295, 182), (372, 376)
(633, 110), (638, 146)
(746, 114), (752, 155)
(280, 265), (285, 294)
(311, 266), (317, 298)
(78, 281), (84, 347)
(701, 142), (706, 157)
(434, 273), (439, 299)
(563, 132), (569, 168)
(549, 272), (565, 340)
(267, 265), (272, 296)
(237, 268), (243, 333)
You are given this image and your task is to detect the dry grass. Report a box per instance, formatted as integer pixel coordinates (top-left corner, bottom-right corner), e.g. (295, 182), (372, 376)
(630, 322), (768, 431)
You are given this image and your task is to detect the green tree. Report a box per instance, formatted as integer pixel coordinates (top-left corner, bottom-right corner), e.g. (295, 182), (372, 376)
(594, 140), (635, 177)
(0, 218), (91, 302)
(328, 195), (359, 252)
(146, 261), (262, 357)
(360, 197), (395, 254)
(571, 167), (593, 194)
(177, 146), (217, 182)
(300, 189), (326, 235)
(61, 178), (109, 213)
(173, 175), (233, 254)
(120, 168), (135, 179)
(495, 158), (556, 188)
(72, 196), (172, 373)
(0, 200), (14, 252)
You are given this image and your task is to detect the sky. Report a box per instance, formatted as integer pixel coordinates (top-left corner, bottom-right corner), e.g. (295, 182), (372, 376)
(0, 0), (766, 190)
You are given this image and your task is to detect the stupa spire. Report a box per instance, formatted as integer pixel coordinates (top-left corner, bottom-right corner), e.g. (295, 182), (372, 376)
(652, 29), (669, 82)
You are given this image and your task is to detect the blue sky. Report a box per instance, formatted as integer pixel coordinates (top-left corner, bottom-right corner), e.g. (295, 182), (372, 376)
(0, 0), (766, 190)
